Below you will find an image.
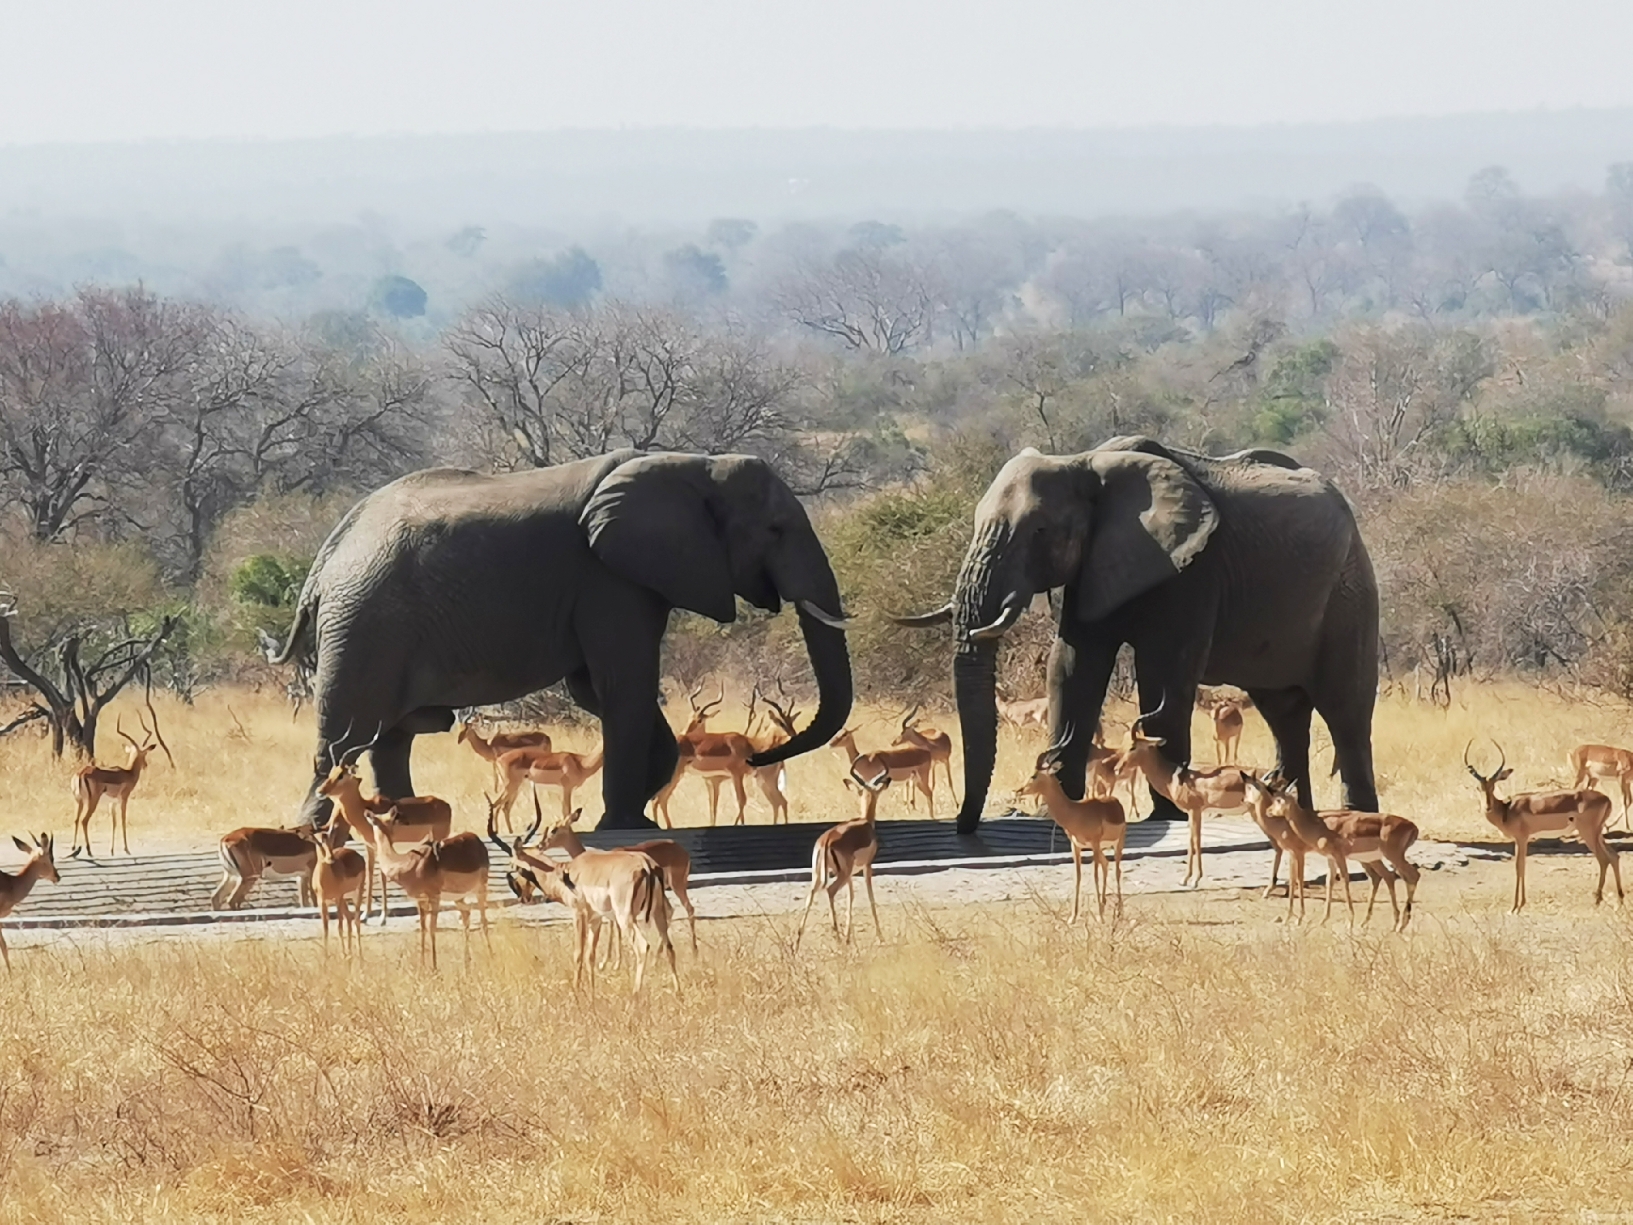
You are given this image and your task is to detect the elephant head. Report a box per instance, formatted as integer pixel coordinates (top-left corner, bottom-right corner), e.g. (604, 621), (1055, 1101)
(902, 444), (1218, 830)
(580, 452), (853, 767)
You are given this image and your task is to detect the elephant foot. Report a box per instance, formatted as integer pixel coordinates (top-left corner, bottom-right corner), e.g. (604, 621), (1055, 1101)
(598, 811), (662, 831)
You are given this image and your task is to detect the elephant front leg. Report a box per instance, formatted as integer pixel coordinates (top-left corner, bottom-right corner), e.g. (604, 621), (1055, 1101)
(1249, 688), (1314, 811)
(1048, 630), (1120, 804)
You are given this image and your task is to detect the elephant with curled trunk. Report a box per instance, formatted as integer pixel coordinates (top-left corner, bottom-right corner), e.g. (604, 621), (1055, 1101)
(901, 436), (1378, 833)
(274, 450), (853, 829)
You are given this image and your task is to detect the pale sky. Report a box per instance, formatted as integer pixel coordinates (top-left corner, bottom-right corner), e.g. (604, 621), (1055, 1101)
(1, 0), (1630, 144)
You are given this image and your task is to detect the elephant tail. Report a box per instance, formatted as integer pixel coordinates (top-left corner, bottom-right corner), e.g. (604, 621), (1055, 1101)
(269, 602), (314, 667)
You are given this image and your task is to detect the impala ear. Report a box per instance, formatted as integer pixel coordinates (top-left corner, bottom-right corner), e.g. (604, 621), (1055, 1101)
(12, 836), (29, 854)
(1078, 451), (1218, 623)
(580, 454), (737, 623)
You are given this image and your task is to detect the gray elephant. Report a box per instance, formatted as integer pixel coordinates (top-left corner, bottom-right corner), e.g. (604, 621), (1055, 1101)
(900, 436), (1379, 833)
(274, 450), (853, 829)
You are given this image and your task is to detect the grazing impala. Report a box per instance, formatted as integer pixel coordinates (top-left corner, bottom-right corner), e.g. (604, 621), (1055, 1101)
(995, 692), (1050, 730)
(830, 727), (935, 817)
(489, 803), (677, 993)
(1015, 729), (1126, 922)
(1243, 773), (1421, 930)
(0, 833), (59, 971)
(1119, 702), (1253, 887)
(211, 825), (322, 910)
(542, 810), (699, 953)
(1467, 741), (1623, 913)
(71, 711), (171, 856)
(364, 811), (491, 969)
(318, 755), (453, 922)
(1567, 743), (1633, 821)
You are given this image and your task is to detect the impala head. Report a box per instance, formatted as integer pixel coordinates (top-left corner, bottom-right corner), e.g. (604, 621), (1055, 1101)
(829, 727), (859, 752)
(488, 792), (558, 904)
(842, 761), (890, 815)
(1464, 739), (1513, 797)
(318, 727), (376, 796)
(760, 683), (801, 741)
(10, 832), (58, 884)
(1125, 699), (1169, 758)
(1015, 727), (1072, 802)
(684, 680), (725, 735)
(1240, 770), (1286, 814)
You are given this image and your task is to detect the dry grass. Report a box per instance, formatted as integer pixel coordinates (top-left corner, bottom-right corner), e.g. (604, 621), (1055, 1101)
(3, 684), (1633, 1220)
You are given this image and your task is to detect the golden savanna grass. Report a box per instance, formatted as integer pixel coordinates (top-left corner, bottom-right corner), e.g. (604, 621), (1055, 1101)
(2, 683), (1633, 1221)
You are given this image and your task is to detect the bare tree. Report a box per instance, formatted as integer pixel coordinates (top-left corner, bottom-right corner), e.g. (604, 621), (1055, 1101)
(775, 247), (936, 355)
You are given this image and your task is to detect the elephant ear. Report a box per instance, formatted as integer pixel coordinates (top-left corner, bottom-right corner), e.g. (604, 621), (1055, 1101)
(1078, 450), (1219, 622)
(579, 454), (737, 623)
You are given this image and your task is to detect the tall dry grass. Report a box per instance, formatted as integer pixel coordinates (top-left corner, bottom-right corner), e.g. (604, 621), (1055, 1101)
(2, 870), (1633, 1222)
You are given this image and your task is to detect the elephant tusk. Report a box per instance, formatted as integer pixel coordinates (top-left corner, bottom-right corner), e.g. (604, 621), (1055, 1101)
(797, 600), (855, 630)
(890, 603), (954, 628)
(965, 601), (1026, 642)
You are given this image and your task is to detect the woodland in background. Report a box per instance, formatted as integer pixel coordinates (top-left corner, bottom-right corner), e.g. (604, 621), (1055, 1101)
(6, 164), (1633, 738)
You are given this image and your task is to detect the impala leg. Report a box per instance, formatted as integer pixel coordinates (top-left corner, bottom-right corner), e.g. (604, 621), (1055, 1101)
(1340, 856), (1357, 927)
(1, 928), (9, 972)
(1092, 843), (1109, 919)
(1321, 856), (1337, 925)
(1112, 833), (1125, 916)
(1292, 849), (1307, 923)
(629, 923), (651, 994)
(459, 903), (473, 966)
(1512, 837), (1527, 913)
(732, 772), (748, 826)
(843, 873), (857, 944)
(428, 901), (440, 971)
(826, 875), (843, 937)
(1361, 865), (1383, 925)
(1264, 845), (1282, 900)
(794, 876), (823, 952)
(1586, 826), (1621, 906)
(671, 878), (698, 953)
(864, 863), (881, 941)
(922, 771), (935, 820)
(320, 896), (331, 954)
(478, 886), (491, 952)
(1069, 843), (1083, 925)
(1188, 809), (1204, 888)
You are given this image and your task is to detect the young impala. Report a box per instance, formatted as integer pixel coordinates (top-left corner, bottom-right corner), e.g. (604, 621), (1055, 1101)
(71, 711), (171, 856)
(0, 833), (60, 971)
(1210, 699), (1245, 765)
(1119, 702), (1253, 887)
(318, 754), (453, 922)
(364, 811), (491, 969)
(795, 763), (890, 950)
(1015, 729), (1127, 922)
(1467, 740), (1623, 913)
(306, 822), (369, 956)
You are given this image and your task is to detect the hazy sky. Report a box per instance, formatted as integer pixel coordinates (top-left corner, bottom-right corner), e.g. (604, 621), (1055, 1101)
(3, 0), (1631, 143)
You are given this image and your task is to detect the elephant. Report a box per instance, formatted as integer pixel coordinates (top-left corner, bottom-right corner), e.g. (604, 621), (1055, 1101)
(273, 449), (853, 829)
(899, 436), (1379, 834)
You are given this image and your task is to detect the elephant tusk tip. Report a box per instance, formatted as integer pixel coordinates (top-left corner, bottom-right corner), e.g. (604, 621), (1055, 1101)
(797, 600), (855, 630)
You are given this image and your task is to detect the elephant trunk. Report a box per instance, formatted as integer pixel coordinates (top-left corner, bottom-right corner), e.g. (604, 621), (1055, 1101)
(953, 641), (1001, 833)
(748, 611), (853, 767)
(949, 525), (1028, 833)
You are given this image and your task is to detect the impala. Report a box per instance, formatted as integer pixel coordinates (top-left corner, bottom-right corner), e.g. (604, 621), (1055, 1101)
(318, 756), (454, 922)
(489, 803), (677, 993)
(795, 762), (890, 949)
(364, 811), (491, 969)
(211, 824), (322, 910)
(493, 745), (604, 826)
(542, 810), (698, 953)
(829, 727), (935, 817)
(456, 720), (553, 787)
(306, 823), (368, 956)
(1567, 743), (1633, 821)
(1243, 774), (1421, 929)
(995, 692), (1050, 730)
(1237, 773), (1312, 917)
(749, 687), (801, 825)
(71, 711), (171, 856)
(0, 833), (59, 971)
(1467, 741), (1623, 913)
(1210, 699), (1245, 765)
(1119, 704), (1253, 887)
(893, 704), (957, 799)
(1015, 730), (1126, 922)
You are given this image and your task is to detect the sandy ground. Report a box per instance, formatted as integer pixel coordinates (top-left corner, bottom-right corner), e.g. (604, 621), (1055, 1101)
(1, 830), (1500, 954)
